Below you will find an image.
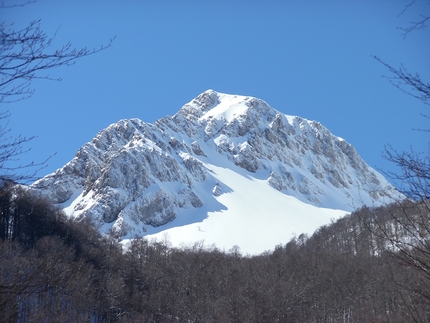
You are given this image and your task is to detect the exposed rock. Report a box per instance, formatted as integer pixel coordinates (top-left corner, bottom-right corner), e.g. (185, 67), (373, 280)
(191, 141), (206, 156)
(212, 183), (222, 197)
(31, 90), (399, 239)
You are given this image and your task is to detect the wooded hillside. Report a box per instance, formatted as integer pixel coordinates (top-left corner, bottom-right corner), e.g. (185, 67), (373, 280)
(1, 188), (429, 322)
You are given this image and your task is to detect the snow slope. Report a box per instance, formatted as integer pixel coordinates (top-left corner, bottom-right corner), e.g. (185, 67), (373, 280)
(143, 160), (347, 255)
(32, 90), (399, 254)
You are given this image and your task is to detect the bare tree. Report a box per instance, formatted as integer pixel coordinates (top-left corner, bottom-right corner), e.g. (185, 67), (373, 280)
(372, 2), (430, 199)
(0, 2), (114, 183)
(364, 4), (430, 319)
(372, 56), (430, 108)
(372, 1), (429, 107)
(0, 8), (115, 103)
(382, 146), (430, 201)
(0, 110), (53, 183)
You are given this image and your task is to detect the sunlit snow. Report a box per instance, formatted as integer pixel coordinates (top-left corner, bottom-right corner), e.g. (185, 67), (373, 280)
(144, 160), (348, 255)
(34, 90), (399, 256)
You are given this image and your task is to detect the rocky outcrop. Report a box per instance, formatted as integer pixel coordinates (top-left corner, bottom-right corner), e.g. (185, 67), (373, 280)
(32, 90), (398, 239)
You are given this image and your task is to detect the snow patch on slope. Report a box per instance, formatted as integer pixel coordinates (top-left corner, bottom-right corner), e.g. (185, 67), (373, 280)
(32, 90), (399, 254)
(144, 160), (347, 255)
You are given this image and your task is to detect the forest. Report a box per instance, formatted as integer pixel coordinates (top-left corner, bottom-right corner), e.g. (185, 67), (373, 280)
(0, 183), (429, 323)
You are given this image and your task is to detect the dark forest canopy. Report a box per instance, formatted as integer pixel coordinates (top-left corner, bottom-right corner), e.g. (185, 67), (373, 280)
(0, 188), (429, 322)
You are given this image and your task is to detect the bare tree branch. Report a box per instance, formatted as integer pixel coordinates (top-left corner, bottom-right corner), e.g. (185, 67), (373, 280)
(0, 111), (55, 184)
(397, 0), (416, 18)
(0, 19), (115, 103)
(396, 0), (430, 38)
(0, 2), (114, 184)
(372, 56), (430, 106)
(382, 145), (430, 201)
(0, 1), (36, 9)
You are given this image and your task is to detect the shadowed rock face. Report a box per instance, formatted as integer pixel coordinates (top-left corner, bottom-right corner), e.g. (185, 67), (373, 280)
(32, 90), (398, 238)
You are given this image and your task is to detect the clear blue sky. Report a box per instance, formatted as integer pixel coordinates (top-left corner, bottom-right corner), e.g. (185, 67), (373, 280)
(3, 0), (430, 184)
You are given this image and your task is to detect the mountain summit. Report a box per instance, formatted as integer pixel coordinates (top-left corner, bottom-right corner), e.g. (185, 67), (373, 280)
(33, 90), (397, 253)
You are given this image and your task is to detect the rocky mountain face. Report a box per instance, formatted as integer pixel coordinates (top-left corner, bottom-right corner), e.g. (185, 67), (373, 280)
(32, 90), (397, 241)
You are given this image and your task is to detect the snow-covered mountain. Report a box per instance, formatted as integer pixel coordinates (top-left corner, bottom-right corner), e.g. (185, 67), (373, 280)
(32, 90), (398, 254)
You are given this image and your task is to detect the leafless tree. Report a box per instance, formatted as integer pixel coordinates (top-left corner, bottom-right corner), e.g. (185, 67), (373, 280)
(372, 56), (430, 108)
(0, 5), (115, 103)
(365, 4), (430, 318)
(369, 1), (430, 202)
(373, 2), (429, 108)
(0, 1), (114, 184)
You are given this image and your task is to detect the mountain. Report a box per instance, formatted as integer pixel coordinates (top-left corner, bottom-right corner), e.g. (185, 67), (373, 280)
(32, 90), (398, 254)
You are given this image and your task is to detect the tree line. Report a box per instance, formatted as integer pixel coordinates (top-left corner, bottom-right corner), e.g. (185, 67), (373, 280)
(0, 186), (429, 322)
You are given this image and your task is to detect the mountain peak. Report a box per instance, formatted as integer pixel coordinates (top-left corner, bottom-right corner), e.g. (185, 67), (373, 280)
(175, 89), (220, 119)
(32, 90), (399, 254)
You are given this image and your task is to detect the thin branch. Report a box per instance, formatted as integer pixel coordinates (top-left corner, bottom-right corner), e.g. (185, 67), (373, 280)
(397, 0), (416, 18)
(400, 15), (430, 38)
(396, 0), (430, 38)
(0, 18), (115, 103)
(372, 56), (430, 106)
(0, 1), (36, 9)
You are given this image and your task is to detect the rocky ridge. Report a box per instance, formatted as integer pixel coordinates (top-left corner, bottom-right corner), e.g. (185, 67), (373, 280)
(32, 90), (397, 239)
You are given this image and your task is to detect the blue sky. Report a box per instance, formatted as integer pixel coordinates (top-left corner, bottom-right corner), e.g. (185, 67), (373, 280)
(4, 1), (430, 184)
